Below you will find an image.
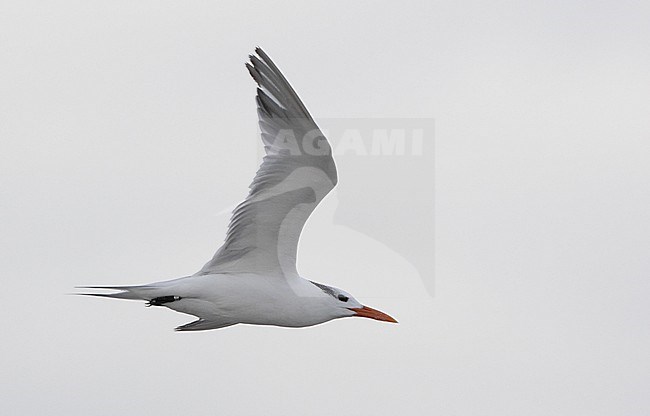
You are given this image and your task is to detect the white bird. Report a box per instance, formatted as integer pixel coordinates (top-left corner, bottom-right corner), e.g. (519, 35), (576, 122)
(79, 47), (397, 331)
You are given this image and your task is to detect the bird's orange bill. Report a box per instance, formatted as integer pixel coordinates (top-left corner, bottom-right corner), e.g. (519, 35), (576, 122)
(349, 305), (398, 323)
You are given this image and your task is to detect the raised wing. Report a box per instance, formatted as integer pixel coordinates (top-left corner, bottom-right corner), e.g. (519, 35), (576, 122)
(197, 48), (338, 276)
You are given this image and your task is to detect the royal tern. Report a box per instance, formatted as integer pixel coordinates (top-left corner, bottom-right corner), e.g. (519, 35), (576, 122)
(79, 48), (397, 331)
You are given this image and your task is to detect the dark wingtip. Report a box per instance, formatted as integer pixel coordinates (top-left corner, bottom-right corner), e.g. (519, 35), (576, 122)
(254, 47), (273, 65)
(246, 62), (262, 85)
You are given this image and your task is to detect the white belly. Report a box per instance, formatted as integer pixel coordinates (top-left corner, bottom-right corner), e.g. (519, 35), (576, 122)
(158, 273), (337, 327)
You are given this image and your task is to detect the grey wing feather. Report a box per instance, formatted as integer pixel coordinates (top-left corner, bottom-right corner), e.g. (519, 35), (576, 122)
(175, 319), (237, 332)
(197, 48), (337, 276)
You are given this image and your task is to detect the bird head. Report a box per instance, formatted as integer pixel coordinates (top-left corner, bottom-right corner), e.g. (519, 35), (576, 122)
(311, 281), (398, 323)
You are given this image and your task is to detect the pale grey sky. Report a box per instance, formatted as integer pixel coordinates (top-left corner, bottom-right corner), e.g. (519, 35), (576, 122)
(1, 1), (649, 415)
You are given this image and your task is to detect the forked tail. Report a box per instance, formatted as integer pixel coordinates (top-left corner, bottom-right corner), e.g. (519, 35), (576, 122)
(75, 284), (238, 331)
(75, 285), (155, 301)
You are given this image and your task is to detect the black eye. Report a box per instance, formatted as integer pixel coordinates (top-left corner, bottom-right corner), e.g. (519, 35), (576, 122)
(338, 294), (349, 302)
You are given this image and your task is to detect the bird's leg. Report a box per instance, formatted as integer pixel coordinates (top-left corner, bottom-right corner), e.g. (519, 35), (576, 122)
(146, 295), (182, 307)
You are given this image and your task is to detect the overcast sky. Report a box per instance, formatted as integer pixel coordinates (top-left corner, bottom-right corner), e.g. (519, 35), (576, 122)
(1, 1), (649, 415)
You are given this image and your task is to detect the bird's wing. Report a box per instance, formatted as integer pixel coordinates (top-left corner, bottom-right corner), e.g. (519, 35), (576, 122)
(196, 48), (337, 277)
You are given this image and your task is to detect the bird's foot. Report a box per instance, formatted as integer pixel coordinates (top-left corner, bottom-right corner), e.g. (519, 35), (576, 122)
(146, 295), (182, 307)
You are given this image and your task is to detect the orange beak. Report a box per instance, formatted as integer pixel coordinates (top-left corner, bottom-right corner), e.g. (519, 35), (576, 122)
(349, 305), (398, 323)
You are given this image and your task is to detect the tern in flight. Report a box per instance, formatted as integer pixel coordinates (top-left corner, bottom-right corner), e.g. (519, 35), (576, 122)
(79, 48), (397, 331)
